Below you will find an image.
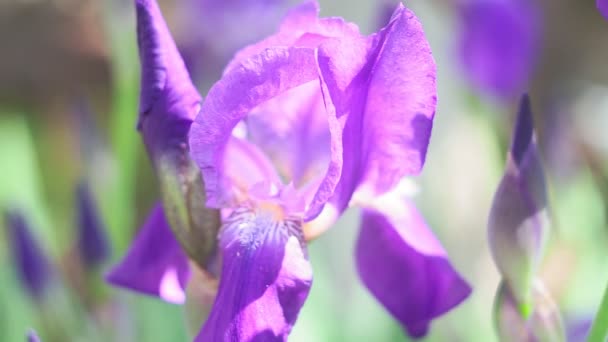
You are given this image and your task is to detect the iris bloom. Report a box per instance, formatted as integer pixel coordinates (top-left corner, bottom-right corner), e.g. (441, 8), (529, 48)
(457, 0), (541, 99)
(108, 0), (471, 340)
(488, 95), (548, 309)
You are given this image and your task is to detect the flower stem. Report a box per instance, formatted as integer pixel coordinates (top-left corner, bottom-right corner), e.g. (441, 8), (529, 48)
(587, 279), (608, 342)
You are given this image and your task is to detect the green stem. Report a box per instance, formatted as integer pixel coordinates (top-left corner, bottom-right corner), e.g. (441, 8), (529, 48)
(588, 279), (608, 342)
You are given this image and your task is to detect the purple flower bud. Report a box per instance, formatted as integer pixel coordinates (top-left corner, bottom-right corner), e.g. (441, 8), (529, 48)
(134, 0), (221, 269)
(4, 210), (51, 299)
(75, 182), (110, 268)
(494, 281), (565, 341)
(488, 95), (548, 307)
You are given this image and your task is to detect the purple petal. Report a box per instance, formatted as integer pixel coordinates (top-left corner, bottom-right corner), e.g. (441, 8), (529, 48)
(106, 203), (190, 304)
(4, 210), (51, 299)
(600, 0), (608, 19)
(189, 46), (320, 208)
(75, 182), (110, 268)
(196, 209), (312, 341)
(135, 0), (202, 158)
(189, 2), (360, 210)
(246, 81), (330, 186)
(354, 189), (471, 338)
(457, 0), (541, 98)
(222, 137), (284, 204)
(316, 4), (436, 215)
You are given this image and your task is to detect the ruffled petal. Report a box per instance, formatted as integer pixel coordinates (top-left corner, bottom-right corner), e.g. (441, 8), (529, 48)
(354, 183), (471, 338)
(135, 0), (202, 158)
(457, 0), (541, 98)
(196, 209), (312, 341)
(316, 4), (436, 215)
(106, 203), (190, 304)
(225, 1), (359, 73)
(189, 47), (320, 207)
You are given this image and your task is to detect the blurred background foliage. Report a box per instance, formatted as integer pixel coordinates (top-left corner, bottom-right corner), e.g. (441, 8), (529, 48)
(0, 0), (607, 341)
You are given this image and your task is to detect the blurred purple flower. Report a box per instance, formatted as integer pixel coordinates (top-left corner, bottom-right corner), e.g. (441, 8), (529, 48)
(109, 0), (471, 340)
(27, 329), (41, 342)
(566, 317), (591, 342)
(488, 94), (549, 311)
(75, 182), (110, 268)
(180, 0), (288, 84)
(599, 0), (608, 19)
(4, 210), (51, 299)
(457, 0), (542, 99)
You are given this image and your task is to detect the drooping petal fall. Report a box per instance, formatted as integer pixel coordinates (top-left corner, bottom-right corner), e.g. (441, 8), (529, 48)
(354, 184), (471, 338)
(196, 209), (312, 341)
(106, 203), (190, 304)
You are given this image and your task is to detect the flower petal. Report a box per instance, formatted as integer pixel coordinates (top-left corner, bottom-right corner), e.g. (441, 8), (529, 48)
(222, 136), (284, 204)
(189, 46), (320, 207)
(316, 4), (436, 215)
(106, 203), (190, 304)
(247, 81), (330, 186)
(196, 209), (312, 341)
(354, 184), (471, 338)
(457, 0), (541, 98)
(135, 0), (202, 157)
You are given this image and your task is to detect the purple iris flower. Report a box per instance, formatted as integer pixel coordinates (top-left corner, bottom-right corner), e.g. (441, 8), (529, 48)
(108, 0), (471, 340)
(457, 0), (542, 99)
(599, 0), (608, 19)
(4, 210), (51, 299)
(75, 182), (110, 268)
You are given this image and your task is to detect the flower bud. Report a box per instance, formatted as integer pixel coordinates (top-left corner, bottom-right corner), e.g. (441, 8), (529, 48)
(488, 95), (549, 307)
(75, 182), (110, 268)
(494, 280), (565, 342)
(4, 209), (51, 299)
